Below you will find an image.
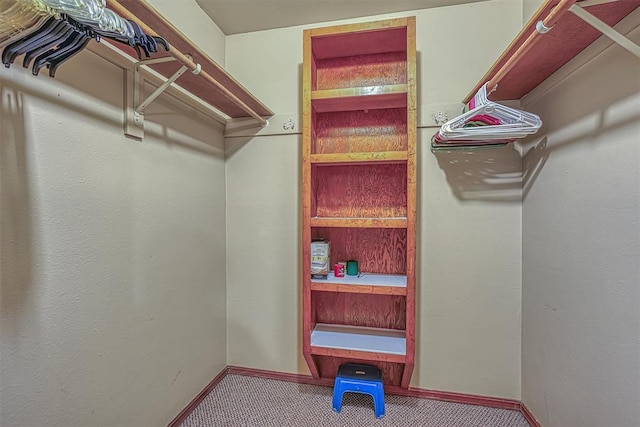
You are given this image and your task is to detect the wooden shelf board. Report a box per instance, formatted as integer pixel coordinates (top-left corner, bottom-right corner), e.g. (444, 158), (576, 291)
(309, 346), (407, 364)
(311, 151), (408, 165)
(310, 324), (406, 357)
(311, 283), (407, 296)
(108, 0), (273, 119)
(310, 20), (409, 59)
(464, 0), (640, 103)
(310, 217), (407, 228)
(312, 85), (407, 112)
(311, 272), (407, 295)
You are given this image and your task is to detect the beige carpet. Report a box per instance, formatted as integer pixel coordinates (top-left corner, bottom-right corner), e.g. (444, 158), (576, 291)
(180, 374), (531, 427)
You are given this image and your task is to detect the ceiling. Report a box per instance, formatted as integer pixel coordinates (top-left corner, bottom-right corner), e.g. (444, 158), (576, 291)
(195, 0), (488, 35)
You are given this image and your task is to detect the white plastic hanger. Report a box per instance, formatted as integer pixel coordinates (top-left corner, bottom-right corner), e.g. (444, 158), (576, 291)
(432, 83), (542, 149)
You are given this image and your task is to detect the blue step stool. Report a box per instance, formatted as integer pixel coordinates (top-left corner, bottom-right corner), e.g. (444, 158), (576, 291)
(332, 363), (385, 418)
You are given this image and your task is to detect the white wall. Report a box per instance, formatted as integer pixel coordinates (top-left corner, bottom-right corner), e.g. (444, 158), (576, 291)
(521, 14), (640, 427)
(225, 0), (524, 398)
(523, 0), (544, 24)
(0, 16), (227, 427)
(147, 0), (226, 65)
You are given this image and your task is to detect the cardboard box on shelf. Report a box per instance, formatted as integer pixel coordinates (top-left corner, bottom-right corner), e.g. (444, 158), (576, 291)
(311, 240), (330, 279)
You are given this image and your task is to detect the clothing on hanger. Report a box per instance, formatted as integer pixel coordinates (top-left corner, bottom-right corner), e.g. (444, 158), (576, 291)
(431, 83), (542, 149)
(0, 0), (168, 77)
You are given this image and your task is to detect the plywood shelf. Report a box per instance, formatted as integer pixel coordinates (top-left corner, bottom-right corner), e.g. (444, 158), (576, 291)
(310, 217), (407, 228)
(107, 0), (273, 120)
(311, 272), (407, 295)
(311, 151), (408, 165)
(308, 20), (409, 58)
(313, 108), (408, 154)
(311, 85), (407, 112)
(310, 324), (406, 359)
(464, 0), (640, 103)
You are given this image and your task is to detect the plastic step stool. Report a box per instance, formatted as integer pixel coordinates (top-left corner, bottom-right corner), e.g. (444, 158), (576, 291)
(332, 363), (385, 418)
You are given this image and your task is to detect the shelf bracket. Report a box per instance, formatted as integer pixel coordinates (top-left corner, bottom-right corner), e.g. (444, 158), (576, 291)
(569, 3), (640, 59)
(125, 56), (201, 139)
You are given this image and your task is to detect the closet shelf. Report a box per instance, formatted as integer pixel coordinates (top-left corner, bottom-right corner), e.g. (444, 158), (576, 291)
(310, 324), (407, 362)
(311, 273), (407, 295)
(311, 85), (407, 112)
(464, 0), (640, 103)
(105, 0), (273, 122)
(310, 151), (408, 165)
(310, 217), (408, 228)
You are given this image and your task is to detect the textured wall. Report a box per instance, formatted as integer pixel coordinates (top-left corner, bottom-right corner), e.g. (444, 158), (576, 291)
(146, 0), (226, 65)
(522, 0), (544, 24)
(521, 15), (640, 427)
(0, 24), (227, 427)
(224, 0), (524, 399)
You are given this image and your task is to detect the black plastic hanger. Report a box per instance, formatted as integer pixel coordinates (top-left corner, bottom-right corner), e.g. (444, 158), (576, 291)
(31, 20), (98, 77)
(2, 16), (67, 66)
(151, 36), (168, 52)
(2, 13), (170, 77)
(47, 33), (94, 77)
(21, 21), (76, 68)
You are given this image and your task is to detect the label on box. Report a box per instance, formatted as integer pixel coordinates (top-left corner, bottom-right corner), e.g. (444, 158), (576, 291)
(311, 240), (330, 277)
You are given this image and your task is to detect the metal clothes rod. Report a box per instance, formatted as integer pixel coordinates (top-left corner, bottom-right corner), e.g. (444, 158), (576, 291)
(435, 0), (639, 151)
(105, 0), (269, 127)
(484, 0), (640, 97)
(485, 0), (578, 94)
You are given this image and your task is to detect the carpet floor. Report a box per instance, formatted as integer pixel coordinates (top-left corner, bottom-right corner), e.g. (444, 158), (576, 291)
(180, 374), (531, 427)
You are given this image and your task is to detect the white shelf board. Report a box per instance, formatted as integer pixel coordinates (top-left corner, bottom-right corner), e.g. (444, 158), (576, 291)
(310, 324), (406, 355)
(311, 272), (407, 287)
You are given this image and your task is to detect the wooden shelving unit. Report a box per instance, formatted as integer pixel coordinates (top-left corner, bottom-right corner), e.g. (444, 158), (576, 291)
(302, 17), (417, 389)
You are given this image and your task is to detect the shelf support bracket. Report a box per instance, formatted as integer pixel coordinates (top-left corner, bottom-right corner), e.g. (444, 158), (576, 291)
(134, 63), (190, 114)
(569, 3), (640, 59)
(125, 57), (201, 139)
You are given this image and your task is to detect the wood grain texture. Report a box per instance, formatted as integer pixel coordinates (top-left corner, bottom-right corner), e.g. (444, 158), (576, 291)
(303, 17), (416, 388)
(313, 164), (407, 218)
(486, 0), (576, 95)
(315, 52), (407, 90)
(310, 217), (407, 228)
(107, 0), (272, 118)
(302, 29), (319, 378)
(310, 22), (408, 58)
(463, 0), (640, 102)
(312, 88), (407, 112)
(313, 292), (406, 330)
(310, 282), (406, 296)
(311, 228), (407, 275)
(311, 151), (408, 165)
(402, 15), (417, 390)
(313, 108), (407, 154)
(314, 356), (405, 386)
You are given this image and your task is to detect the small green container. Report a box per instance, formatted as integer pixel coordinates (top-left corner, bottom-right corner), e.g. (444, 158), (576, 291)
(346, 260), (358, 276)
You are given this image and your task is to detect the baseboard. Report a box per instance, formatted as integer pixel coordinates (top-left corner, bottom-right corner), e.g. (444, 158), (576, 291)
(227, 365), (335, 387)
(167, 366), (229, 427)
(169, 365), (540, 427)
(520, 402), (542, 427)
(228, 365), (522, 411)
